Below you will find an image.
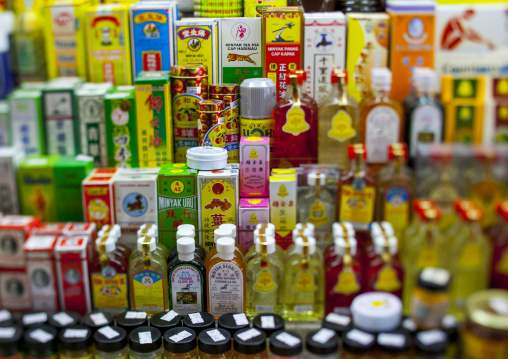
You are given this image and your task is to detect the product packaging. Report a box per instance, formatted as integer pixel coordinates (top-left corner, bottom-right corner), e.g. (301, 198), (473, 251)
(0, 101), (9, 147)
(492, 78), (508, 143)
(82, 168), (118, 230)
(238, 198), (270, 249)
(0, 146), (25, 215)
(9, 88), (44, 155)
(269, 175), (296, 249)
(244, 0), (286, 18)
(240, 136), (269, 197)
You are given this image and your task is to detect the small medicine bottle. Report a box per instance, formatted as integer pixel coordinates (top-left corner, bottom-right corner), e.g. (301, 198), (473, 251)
(22, 312), (49, 329)
(59, 325), (93, 359)
(218, 313), (249, 338)
(376, 330), (411, 359)
(48, 312), (81, 332)
(198, 328), (232, 359)
(305, 328), (339, 359)
(24, 325), (58, 359)
(252, 314), (284, 339)
(322, 313), (352, 337)
(163, 327), (198, 359)
(129, 326), (163, 359)
(414, 330), (448, 359)
(0, 325), (23, 358)
(0, 310), (15, 327)
(269, 330), (303, 358)
(341, 329), (375, 359)
(182, 312), (215, 336)
(233, 328), (267, 359)
(83, 312), (114, 333)
(94, 326), (128, 359)
(150, 311), (182, 336)
(117, 311), (148, 334)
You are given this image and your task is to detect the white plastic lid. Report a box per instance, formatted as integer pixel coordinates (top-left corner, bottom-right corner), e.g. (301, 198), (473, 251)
(292, 227), (312, 239)
(96, 235), (117, 249)
(373, 235), (398, 256)
(308, 172), (326, 186)
(176, 229), (195, 240)
(0, 11), (15, 35)
(335, 236), (358, 256)
(216, 237), (235, 255)
(219, 224), (237, 239)
(140, 223), (157, 232)
(186, 147), (228, 171)
(295, 223), (315, 235)
(240, 78), (277, 119)
(254, 227), (275, 239)
(370, 222), (395, 237)
(333, 222), (355, 238)
(255, 236), (276, 255)
(137, 236), (156, 252)
(294, 237), (316, 255)
(214, 228), (232, 243)
(370, 68), (392, 91)
(255, 223), (275, 232)
(137, 228), (157, 239)
(351, 292), (403, 333)
(104, 238), (116, 253)
(413, 67), (436, 92)
(178, 224), (195, 234)
(177, 237), (195, 254)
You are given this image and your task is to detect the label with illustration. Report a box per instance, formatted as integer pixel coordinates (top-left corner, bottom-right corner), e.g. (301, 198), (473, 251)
(50, 5), (81, 77)
(383, 186), (410, 231)
(43, 91), (77, 157)
(170, 264), (204, 314)
(240, 138), (269, 197)
(0, 272), (31, 311)
(365, 106), (400, 163)
(374, 266), (401, 292)
(458, 243), (483, 270)
(328, 110), (356, 141)
(334, 269), (360, 295)
(244, 0), (286, 17)
(339, 184), (375, 231)
(0, 230), (26, 267)
(253, 269), (277, 293)
(58, 248), (89, 315)
(283, 104), (309, 135)
(28, 260), (58, 312)
(132, 270), (166, 313)
(208, 262), (244, 316)
(292, 270), (317, 294)
(307, 200), (330, 227)
(173, 93), (201, 163)
(91, 268), (128, 314)
(240, 118), (274, 139)
(417, 246), (440, 269)
(409, 105), (443, 158)
(83, 180), (114, 230)
(238, 198), (270, 249)
(78, 95), (108, 167)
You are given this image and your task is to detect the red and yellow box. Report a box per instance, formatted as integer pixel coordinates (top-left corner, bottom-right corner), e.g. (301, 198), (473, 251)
(82, 169), (117, 230)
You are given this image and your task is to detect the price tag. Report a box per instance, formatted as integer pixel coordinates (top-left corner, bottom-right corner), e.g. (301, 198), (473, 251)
(126, 312), (147, 319)
(52, 312), (74, 326)
(207, 329), (226, 342)
(237, 329), (262, 342)
(325, 313), (351, 326)
(188, 313), (204, 324)
(0, 310), (12, 322)
(0, 328), (15, 338)
(312, 328), (335, 344)
(98, 326), (120, 340)
(275, 332), (301, 347)
(260, 316), (275, 329)
(233, 313), (249, 326)
(169, 330), (192, 343)
(139, 331), (152, 344)
(29, 329), (54, 343)
(417, 330), (446, 346)
(23, 313), (48, 325)
(346, 329), (374, 346)
(161, 310), (179, 322)
(63, 329), (88, 339)
(90, 313), (108, 326)
(378, 333), (405, 348)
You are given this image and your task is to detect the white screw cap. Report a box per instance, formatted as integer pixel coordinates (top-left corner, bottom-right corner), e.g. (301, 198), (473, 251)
(335, 236), (358, 257)
(177, 237), (196, 254)
(255, 236), (276, 255)
(307, 172), (326, 186)
(219, 224), (237, 239)
(295, 223), (315, 235)
(294, 236), (316, 255)
(137, 236), (156, 252)
(216, 237), (235, 255)
(333, 222), (355, 238)
(177, 228), (195, 240)
(373, 235), (398, 256)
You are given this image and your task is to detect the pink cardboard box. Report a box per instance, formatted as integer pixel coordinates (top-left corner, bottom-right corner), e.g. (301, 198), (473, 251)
(240, 137), (270, 198)
(239, 198), (270, 250)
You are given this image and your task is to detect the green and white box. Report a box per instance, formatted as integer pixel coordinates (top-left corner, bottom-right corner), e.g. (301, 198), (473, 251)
(9, 89), (44, 155)
(0, 146), (25, 215)
(0, 101), (10, 147)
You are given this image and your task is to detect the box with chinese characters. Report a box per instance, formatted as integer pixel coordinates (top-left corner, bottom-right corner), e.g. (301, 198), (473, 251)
(239, 198), (270, 250)
(240, 136), (270, 198)
(269, 175), (297, 250)
(82, 168), (119, 230)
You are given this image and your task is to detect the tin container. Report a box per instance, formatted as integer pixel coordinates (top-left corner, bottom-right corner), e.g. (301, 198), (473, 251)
(199, 99), (225, 148)
(269, 175), (297, 250)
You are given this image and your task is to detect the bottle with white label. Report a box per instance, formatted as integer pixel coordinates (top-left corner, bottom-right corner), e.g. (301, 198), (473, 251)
(24, 325), (58, 359)
(218, 313), (250, 339)
(359, 68), (404, 171)
(48, 312), (80, 332)
(82, 312), (114, 332)
(129, 326), (163, 359)
(252, 314), (285, 340)
(182, 312), (215, 336)
(117, 311), (148, 335)
(150, 311), (182, 335)
(233, 328), (267, 359)
(168, 237), (206, 315)
(207, 237), (246, 319)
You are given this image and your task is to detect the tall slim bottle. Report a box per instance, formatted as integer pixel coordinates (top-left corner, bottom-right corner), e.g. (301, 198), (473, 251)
(272, 70), (318, 168)
(318, 69), (359, 169)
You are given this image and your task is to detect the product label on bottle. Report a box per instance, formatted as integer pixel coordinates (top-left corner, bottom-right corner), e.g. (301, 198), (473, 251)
(410, 105), (443, 158)
(131, 270), (166, 313)
(383, 186), (410, 231)
(169, 264), (204, 314)
(417, 247), (440, 269)
(291, 270), (317, 294)
(307, 200), (330, 227)
(253, 269), (277, 293)
(283, 104), (310, 136)
(365, 106), (400, 163)
(333, 268), (360, 295)
(91, 268), (128, 314)
(208, 262), (244, 317)
(458, 243), (483, 269)
(328, 110), (356, 142)
(374, 266), (401, 292)
(339, 184), (376, 231)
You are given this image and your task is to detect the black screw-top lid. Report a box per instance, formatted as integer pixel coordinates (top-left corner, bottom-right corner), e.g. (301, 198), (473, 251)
(401, 317), (418, 336)
(94, 326), (128, 352)
(24, 325), (58, 354)
(0, 310), (15, 327)
(442, 315), (459, 343)
(217, 313), (249, 337)
(234, 328), (266, 355)
(22, 312), (49, 328)
(417, 268), (452, 292)
(59, 325), (93, 351)
(322, 313), (352, 336)
(376, 329), (410, 354)
(48, 312), (81, 330)
(252, 314), (284, 338)
(415, 330), (448, 355)
(150, 311), (182, 335)
(342, 329), (376, 354)
(129, 326), (162, 353)
(182, 312), (215, 335)
(117, 311), (148, 334)
(82, 312), (114, 332)
(306, 329), (339, 355)
(164, 327), (197, 354)
(198, 328), (231, 355)
(269, 330), (303, 357)
(0, 326), (23, 355)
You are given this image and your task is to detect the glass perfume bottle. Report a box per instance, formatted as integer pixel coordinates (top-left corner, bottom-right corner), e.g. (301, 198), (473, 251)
(318, 69), (359, 169)
(272, 70), (318, 168)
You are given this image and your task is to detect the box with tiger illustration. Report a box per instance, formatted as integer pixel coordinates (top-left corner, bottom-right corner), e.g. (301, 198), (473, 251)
(221, 18), (262, 84)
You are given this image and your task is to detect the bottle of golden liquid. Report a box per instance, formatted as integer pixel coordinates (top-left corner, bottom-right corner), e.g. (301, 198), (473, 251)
(401, 200), (434, 257)
(318, 69), (359, 169)
(359, 68), (404, 172)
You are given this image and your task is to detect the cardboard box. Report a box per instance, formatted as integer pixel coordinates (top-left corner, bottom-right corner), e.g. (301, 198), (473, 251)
(0, 271), (32, 311)
(346, 13), (389, 103)
(240, 136), (270, 197)
(269, 175), (296, 250)
(23, 235), (60, 312)
(492, 78), (508, 143)
(31, 223), (69, 236)
(262, 7), (304, 102)
(221, 18), (262, 84)
(76, 83), (113, 167)
(0, 215), (40, 269)
(238, 198), (270, 249)
(54, 235), (92, 315)
(198, 170), (239, 251)
(9, 89), (44, 155)
(0, 101), (10, 147)
(135, 71), (173, 167)
(130, 1), (178, 78)
(303, 12), (346, 104)
(0, 146), (25, 215)
(82, 169), (117, 230)
(86, 3), (133, 85)
(244, 0), (286, 18)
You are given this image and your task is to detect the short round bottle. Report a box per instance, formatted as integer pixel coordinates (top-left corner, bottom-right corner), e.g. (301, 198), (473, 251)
(217, 313), (249, 338)
(22, 312), (49, 329)
(0, 325), (23, 358)
(415, 330), (448, 359)
(233, 328), (267, 359)
(268, 330), (303, 358)
(322, 313), (352, 337)
(150, 311), (182, 336)
(198, 328), (232, 359)
(163, 327), (198, 359)
(82, 312), (115, 333)
(252, 314), (284, 339)
(59, 325), (94, 359)
(0, 310), (15, 327)
(182, 312), (215, 336)
(94, 325), (128, 359)
(341, 329), (376, 359)
(117, 311), (148, 334)
(376, 330), (411, 359)
(129, 326), (163, 359)
(305, 329), (339, 359)
(48, 312), (81, 332)
(24, 325), (58, 359)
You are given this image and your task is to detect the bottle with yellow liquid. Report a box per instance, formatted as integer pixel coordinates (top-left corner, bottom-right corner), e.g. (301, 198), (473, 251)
(285, 227), (323, 263)
(283, 237), (324, 321)
(244, 226), (284, 265)
(318, 69), (359, 169)
(401, 199), (434, 257)
(450, 207), (492, 319)
(443, 200), (475, 247)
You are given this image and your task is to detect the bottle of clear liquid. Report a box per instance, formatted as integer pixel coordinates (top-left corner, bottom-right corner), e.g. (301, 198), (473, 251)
(245, 229), (284, 267)
(318, 69), (359, 169)
(285, 228), (323, 263)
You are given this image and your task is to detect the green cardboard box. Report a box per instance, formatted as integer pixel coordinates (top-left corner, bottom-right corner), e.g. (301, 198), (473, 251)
(9, 89), (44, 155)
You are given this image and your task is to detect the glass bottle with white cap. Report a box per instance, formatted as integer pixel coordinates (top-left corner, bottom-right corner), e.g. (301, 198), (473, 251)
(138, 224), (170, 260)
(283, 237), (324, 321)
(130, 234), (170, 264)
(167, 225), (207, 263)
(245, 226), (284, 266)
(204, 228), (245, 267)
(285, 227), (323, 263)
(246, 236), (284, 317)
(367, 221), (395, 263)
(324, 222), (355, 265)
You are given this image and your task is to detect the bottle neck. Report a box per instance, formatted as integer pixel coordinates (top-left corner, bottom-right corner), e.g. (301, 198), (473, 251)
(391, 156), (405, 172)
(468, 220), (483, 241)
(424, 220), (439, 244)
(415, 87), (435, 97)
(334, 79), (348, 103)
(372, 87), (391, 98)
(350, 154), (366, 174)
(287, 77), (303, 102)
(178, 252), (194, 261)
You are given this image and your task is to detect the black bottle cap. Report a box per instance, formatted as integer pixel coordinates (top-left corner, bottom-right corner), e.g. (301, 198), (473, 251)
(217, 313), (249, 337)
(252, 314), (284, 338)
(22, 312), (49, 328)
(164, 327), (197, 354)
(94, 326), (128, 353)
(117, 311), (148, 334)
(234, 328), (266, 355)
(306, 329), (339, 355)
(82, 312), (114, 332)
(0, 310), (15, 327)
(150, 311), (182, 335)
(0, 326), (23, 355)
(59, 325), (93, 351)
(442, 315), (459, 343)
(269, 330), (303, 357)
(48, 312), (81, 330)
(24, 325), (58, 354)
(415, 330), (448, 355)
(417, 267), (452, 292)
(129, 326), (162, 353)
(198, 328), (231, 355)
(182, 312), (215, 336)
(342, 329), (376, 354)
(376, 329), (410, 354)
(401, 317), (418, 336)
(322, 313), (352, 336)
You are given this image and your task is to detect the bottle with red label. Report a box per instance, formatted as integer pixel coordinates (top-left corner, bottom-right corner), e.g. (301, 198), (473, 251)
(488, 201), (508, 290)
(272, 70), (318, 168)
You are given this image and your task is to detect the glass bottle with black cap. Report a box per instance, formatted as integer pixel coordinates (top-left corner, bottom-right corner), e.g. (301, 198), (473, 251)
(233, 328), (267, 359)
(376, 329), (411, 359)
(415, 329), (448, 359)
(117, 311), (148, 334)
(217, 313), (249, 340)
(129, 326), (163, 359)
(198, 328), (232, 359)
(22, 312), (49, 329)
(24, 325), (58, 359)
(252, 314), (284, 340)
(48, 312), (81, 332)
(305, 328), (339, 359)
(151, 311), (182, 336)
(0, 325), (23, 358)
(163, 327), (198, 359)
(268, 330), (303, 358)
(0, 310), (15, 327)
(341, 328), (376, 359)
(94, 326), (128, 359)
(182, 312), (215, 336)
(82, 312), (114, 333)
(59, 325), (93, 359)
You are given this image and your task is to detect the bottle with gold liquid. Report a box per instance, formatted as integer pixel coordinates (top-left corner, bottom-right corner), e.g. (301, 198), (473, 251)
(401, 199), (434, 257)
(318, 69), (359, 169)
